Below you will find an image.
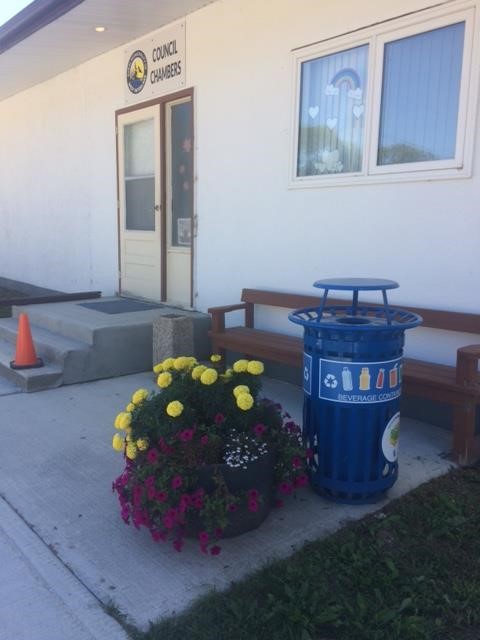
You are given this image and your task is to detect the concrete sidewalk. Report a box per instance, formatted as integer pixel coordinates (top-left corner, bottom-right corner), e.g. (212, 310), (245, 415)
(0, 372), (454, 634)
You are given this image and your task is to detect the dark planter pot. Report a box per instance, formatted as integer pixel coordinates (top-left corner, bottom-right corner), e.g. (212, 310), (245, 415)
(187, 452), (275, 538)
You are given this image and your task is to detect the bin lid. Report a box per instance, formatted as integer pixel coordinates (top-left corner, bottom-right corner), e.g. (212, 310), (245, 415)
(314, 278), (399, 291)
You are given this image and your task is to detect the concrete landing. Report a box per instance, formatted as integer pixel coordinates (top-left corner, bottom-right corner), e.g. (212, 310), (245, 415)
(0, 298), (210, 391)
(0, 373), (454, 632)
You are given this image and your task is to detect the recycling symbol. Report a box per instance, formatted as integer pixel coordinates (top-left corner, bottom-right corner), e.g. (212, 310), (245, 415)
(324, 373), (338, 389)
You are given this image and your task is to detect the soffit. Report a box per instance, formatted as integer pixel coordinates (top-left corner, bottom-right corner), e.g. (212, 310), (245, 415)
(0, 0), (217, 102)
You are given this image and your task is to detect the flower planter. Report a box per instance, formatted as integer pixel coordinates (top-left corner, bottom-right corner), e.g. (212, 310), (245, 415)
(187, 452), (275, 538)
(112, 354), (307, 554)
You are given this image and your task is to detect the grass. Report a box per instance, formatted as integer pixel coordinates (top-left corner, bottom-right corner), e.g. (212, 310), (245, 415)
(133, 465), (480, 640)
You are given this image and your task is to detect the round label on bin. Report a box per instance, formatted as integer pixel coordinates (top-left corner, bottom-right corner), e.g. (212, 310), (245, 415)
(382, 412), (400, 462)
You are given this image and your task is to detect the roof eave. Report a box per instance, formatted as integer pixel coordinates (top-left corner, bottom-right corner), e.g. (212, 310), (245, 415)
(0, 0), (85, 55)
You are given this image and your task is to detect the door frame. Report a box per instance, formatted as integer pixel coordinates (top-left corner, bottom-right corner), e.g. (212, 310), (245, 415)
(115, 87), (195, 307)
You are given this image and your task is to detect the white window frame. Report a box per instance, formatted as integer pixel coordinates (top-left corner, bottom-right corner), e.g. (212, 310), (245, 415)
(290, 1), (480, 188)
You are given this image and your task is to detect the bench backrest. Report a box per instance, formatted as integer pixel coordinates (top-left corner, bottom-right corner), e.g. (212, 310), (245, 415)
(241, 288), (480, 334)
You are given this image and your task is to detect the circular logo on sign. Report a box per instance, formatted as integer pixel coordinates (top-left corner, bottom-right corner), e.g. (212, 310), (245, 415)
(382, 412), (400, 462)
(127, 50), (148, 94)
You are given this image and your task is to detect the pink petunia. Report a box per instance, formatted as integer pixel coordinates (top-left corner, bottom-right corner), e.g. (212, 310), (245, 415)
(294, 473), (309, 488)
(200, 435), (209, 446)
(146, 449), (159, 464)
(155, 490), (168, 503)
(210, 545), (221, 556)
(227, 503), (237, 512)
(198, 531), (209, 545)
(150, 529), (167, 542)
(253, 423), (266, 436)
(292, 456), (302, 469)
(173, 538), (184, 552)
(248, 489), (259, 500)
(279, 481), (293, 495)
(193, 497), (204, 510)
(171, 475), (183, 489)
(180, 494), (192, 507)
(214, 413), (225, 424)
(179, 429), (194, 443)
(247, 499), (258, 512)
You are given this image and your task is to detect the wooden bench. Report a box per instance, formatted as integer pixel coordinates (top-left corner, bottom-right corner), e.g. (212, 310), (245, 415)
(208, 288), (480, 466)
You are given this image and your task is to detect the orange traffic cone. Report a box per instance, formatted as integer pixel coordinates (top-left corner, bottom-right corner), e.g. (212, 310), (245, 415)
(10, 313), (44, 369)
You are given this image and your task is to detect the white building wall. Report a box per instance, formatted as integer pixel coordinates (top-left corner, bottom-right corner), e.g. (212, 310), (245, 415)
(0, 0), (479, 363)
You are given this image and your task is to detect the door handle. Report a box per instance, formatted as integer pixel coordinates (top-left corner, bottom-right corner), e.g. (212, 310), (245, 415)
(154, 204), (160, 212)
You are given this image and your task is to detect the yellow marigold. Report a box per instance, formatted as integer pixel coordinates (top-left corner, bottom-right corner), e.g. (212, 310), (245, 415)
(157, 371), (173, 388)
(131, 388), (149, 405)
(174, 356), (189, 371)
(236, 392), (254, 411)
(125, 432), (133, 442)
(153, 362), (163, 374)
(114, 412), (131, 431)
(247, 360), (264, 375)
(136, 438), (149, 451)
(126, 443), (138, 460)
(166, 400), (184, 417)
(162, 357), (175, 370)
(186, 356), (198, 368)
(192, 364), (207, 380)
(112, 433), (124, 452)
(233, 384), (250, 398)
(233, 359), (249, 373)
(210, 354), (222, 363)
(200, 368), (218, 385)
(125, 402), (135, 413)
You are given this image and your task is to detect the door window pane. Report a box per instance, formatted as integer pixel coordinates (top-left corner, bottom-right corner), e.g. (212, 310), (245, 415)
(170, 101), (193, 247)
(297, 45), (368, 176)
(378, 22), (465, 165)
(124, 119), (154, 176)
(125, 177), (155, 231)
(124, 118), (155, 231)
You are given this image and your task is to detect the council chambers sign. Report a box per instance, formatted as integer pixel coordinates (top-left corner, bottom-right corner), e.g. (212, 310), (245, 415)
(124, 21), (185, 104)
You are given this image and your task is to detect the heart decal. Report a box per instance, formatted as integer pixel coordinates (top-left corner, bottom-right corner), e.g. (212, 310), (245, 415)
(326, 118), (337, 130)
(353, 104), (364, 119)
(308, 106), (319, 119)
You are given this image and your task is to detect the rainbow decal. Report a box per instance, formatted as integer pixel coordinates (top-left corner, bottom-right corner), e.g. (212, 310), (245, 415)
(325, 67), (362, 99)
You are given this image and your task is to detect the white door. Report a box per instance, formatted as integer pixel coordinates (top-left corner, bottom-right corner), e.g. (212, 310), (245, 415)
(117, 94), (193, 306)
(118, 106), (161, 301)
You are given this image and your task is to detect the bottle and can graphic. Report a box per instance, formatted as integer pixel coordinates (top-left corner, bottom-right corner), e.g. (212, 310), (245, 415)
(376, 368), (385, 389)
(389, 364), (399, 388)
(342, 366), (353, 391)
(359, 367), (371, 391)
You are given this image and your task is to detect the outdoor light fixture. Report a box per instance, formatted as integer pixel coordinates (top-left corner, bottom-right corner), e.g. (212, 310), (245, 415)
(94, 26), (106, 32)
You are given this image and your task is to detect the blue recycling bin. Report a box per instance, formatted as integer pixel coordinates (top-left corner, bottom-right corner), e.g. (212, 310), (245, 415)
(289, 278), (422, 504)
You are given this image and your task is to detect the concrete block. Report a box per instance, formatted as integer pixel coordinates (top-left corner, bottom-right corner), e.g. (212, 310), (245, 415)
(153, 314), (194, 363)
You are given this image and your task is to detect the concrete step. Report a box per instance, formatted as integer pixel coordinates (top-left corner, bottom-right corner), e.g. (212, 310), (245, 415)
(12, 304), (97, 345)
(0, 339), (63, 392)
(0, 317), (90, 363)
(0, 317), (93, 386)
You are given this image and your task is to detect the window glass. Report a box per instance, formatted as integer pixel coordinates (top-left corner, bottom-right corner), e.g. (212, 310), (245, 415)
(170, 101), (193, 247)
(297, 45), (368, 176)
(378, 22), (465, 165)
(124, 118), (155, 231)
